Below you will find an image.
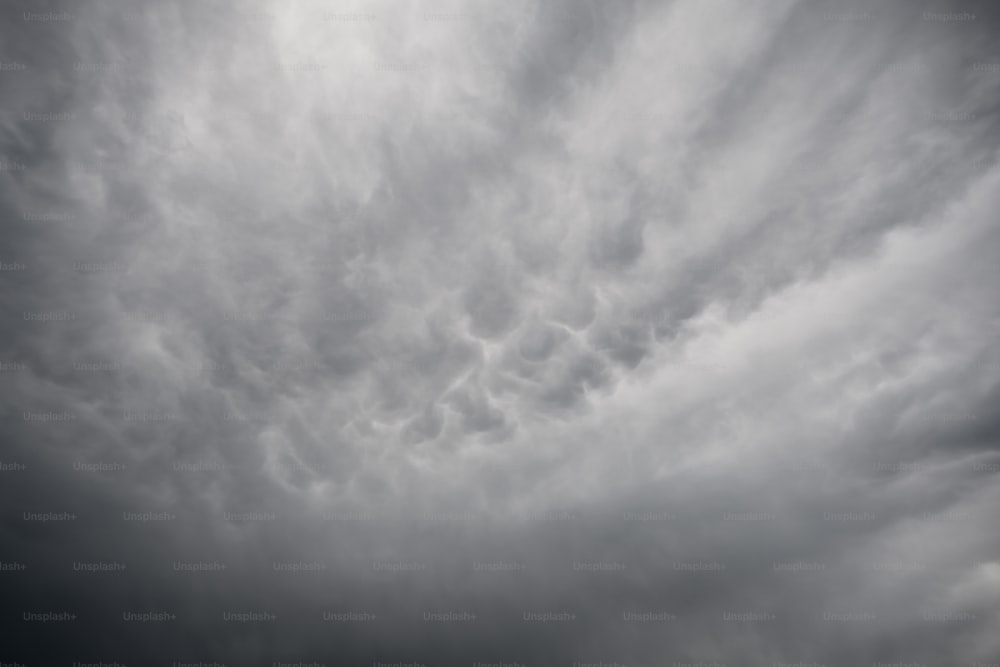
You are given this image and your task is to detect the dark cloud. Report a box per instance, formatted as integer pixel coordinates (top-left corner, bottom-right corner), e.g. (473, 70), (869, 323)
(2, 0), (1000, 664)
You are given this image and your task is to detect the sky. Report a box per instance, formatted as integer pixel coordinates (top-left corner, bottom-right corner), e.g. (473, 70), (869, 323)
(2, 0), (1000, 664)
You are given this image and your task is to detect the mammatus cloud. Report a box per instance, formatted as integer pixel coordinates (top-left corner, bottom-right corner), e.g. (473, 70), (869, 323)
(2, 0), (999, 664)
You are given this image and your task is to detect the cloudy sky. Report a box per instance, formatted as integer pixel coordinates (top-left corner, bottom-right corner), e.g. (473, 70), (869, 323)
(2, 0), (1000, 664)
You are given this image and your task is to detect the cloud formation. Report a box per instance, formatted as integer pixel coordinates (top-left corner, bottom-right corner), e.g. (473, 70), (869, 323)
(2, 0), (999, 664)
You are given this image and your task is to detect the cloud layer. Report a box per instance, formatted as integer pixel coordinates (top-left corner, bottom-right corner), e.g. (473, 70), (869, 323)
(2, 0), (1000, 664)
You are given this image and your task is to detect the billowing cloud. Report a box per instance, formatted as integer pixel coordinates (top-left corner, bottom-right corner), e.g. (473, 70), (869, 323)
(2, 0), (999, 664)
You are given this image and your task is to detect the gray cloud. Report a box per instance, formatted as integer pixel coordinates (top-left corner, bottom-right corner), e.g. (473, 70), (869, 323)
(2, 0), (1000, 664)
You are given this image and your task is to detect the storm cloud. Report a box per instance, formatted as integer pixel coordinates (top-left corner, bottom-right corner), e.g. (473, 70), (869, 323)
(2, 0), (1000, 664)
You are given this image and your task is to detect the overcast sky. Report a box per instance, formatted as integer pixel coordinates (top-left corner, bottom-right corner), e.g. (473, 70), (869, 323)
(2, 0), (1000, 664)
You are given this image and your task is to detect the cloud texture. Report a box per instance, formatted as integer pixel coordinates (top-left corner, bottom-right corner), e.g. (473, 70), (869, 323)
(2, 0), (1000, 664)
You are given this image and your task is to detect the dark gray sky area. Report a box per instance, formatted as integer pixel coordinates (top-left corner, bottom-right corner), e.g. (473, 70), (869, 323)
(2, 0), (1000, 665)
